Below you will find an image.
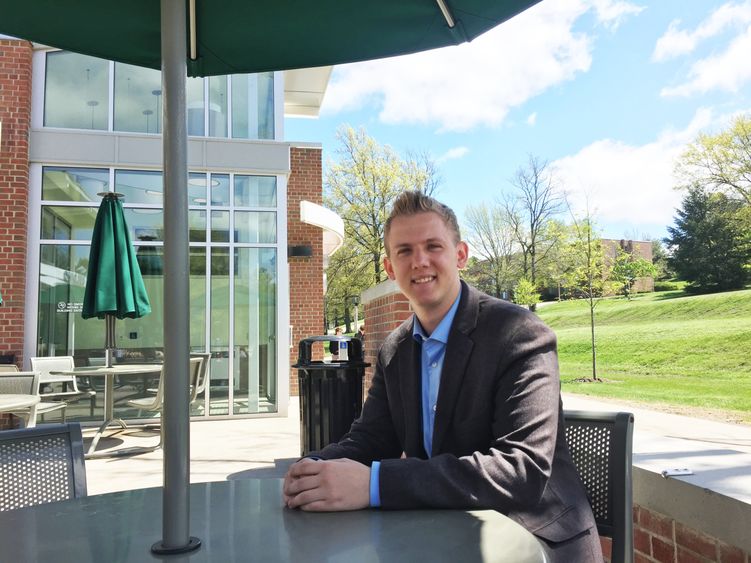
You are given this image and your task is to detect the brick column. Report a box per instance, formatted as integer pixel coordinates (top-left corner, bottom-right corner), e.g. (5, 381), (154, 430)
(360, 280), (412, 390)
(0, 39), (33, 428)
(287, 146), (324, 396)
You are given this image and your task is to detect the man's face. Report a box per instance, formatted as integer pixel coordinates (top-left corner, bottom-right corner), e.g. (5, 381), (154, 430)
(383, 212), (468, 321)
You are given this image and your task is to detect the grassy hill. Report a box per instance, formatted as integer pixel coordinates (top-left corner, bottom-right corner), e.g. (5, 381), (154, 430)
(536, 289), (751, 422)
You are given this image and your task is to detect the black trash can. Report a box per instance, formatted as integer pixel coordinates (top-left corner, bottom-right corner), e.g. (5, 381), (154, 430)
(0, 353), (15, 365)
(294, 336), (370, 457)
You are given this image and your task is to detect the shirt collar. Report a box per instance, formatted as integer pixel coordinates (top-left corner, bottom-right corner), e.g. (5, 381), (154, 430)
(412, 290), (462, 344)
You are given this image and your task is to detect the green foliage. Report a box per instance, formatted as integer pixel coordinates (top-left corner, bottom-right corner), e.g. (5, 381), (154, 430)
(676, 113), (751, 205)
(650, 239), (674, 281)
(665, 186), (751, 292)
(323, 125), (440, 320)
(610, 247), (658, 299)
(653, 279), (686, 292)
(538, 289), (751, 421)
(512, 277), (540, 308)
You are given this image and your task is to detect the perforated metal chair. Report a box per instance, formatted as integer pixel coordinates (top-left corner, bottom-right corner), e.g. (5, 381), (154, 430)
(189, 352), (210, 404)
(0, 422), (87, 511)
(0, 371), (67, 427)
(30, 356), (96, 416)
(563, 410), (634, 563)
(126, 357), (202, 449)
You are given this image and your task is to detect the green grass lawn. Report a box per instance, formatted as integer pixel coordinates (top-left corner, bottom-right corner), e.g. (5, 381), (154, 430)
(536, 288), (751, 422)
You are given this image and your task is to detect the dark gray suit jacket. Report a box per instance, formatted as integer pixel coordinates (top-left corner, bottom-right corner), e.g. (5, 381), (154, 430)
(314, 281), (596, 543)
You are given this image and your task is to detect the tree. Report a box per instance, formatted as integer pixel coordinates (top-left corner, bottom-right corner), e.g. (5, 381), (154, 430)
(664, 186), (751, 292)
(464, 203), (518, 298)
(650, 239), (674, 281)
(610, 247), (658, 300)
(564, 209), (607, 381)
(512, 278), (540, 310)
(676, 114), (751, 205)
(504, 155), (565, 304)
(324, 126), (441, 312)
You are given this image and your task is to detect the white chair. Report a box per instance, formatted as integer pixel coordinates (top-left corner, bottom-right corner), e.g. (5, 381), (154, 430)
(0, 371), (67, 427)
(189, 353), (210, 405)
(126, 357), (203, 450)
(0, 365), (19, 373)
(30, 356), (96, 416)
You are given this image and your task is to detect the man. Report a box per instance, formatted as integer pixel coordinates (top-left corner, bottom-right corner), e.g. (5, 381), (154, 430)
(284, 191), (602, 562)
(329, 327), (342, 360)
(355, 325), (365, 342)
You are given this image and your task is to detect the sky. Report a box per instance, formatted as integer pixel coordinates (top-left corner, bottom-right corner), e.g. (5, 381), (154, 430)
(285, 0), (751, 241)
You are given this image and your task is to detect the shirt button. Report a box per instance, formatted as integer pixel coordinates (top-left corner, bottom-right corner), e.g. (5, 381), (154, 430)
(433, 405), (437, 412)
(431, 362), (437, 368)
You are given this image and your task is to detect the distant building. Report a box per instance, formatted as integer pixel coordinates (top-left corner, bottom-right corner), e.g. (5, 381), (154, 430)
(602, 238), (654, 293)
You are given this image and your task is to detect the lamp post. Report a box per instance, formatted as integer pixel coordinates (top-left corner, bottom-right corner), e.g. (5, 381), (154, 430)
(350, 295), (361, 329)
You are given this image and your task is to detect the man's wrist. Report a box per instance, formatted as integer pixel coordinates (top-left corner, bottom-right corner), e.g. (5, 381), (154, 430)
(369, 460), (381, 507)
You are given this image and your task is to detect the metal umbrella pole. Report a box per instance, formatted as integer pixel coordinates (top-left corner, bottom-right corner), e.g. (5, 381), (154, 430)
(104, 313), (116, 368)
(151, 0), (199, 555)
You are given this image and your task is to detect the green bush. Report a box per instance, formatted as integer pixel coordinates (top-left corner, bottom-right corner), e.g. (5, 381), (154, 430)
(653, 280), (686, 292)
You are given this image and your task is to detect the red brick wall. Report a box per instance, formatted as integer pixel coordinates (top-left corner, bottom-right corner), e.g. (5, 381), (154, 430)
(361, 283), (412, 390)
(0, 40), (32, 430)
(632, 505), (748, 563)
(287, 146), (324, 396)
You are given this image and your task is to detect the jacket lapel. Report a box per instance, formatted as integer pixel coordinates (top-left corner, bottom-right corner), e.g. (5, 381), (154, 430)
(431, 282), (479, 454)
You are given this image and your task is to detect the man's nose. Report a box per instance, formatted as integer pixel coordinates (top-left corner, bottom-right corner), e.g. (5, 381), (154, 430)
(412, 248), (429, 268)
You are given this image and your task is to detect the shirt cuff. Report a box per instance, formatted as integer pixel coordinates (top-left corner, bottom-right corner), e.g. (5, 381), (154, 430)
(369, 461), (381, 507)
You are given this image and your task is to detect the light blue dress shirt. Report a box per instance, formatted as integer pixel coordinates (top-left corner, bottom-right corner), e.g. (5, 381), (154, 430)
(369, 291), (462, 507)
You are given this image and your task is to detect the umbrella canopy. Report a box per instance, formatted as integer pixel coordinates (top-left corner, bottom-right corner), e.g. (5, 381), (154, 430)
(1, 0), (540, 77)
(1, 0), (541, 554)
(82, 194), (151, 322)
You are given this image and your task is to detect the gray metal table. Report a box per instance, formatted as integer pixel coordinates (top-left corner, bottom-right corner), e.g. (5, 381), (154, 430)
(53, 364), (162, 458)
(0, 479), (547, 562)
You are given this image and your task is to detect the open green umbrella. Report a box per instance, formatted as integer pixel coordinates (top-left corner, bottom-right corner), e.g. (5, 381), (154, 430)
(1, 0), (541, 554)
(82, 193), (151, 368)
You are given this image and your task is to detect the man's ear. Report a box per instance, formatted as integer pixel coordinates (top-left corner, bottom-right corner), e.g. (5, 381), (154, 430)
(456, 241), (469, 269)
(383, 255), (396, 280)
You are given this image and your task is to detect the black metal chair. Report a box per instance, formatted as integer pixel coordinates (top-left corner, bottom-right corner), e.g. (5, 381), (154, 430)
(0, 423), (87, 511)
(563, 410), (634, 563)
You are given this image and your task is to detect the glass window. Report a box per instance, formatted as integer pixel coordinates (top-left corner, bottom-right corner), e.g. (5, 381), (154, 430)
(115, 170), (163, 205)
(211, 174), (231, 206)
(234, 175), (277, 207)
(233, 248), (277, 413)
(210, 211), (230, 243)
(189, 210), (208, 242)
(234, 212), (276, 243)
(208, 76), (228, 137)
(41, 207), (97, 241)
(42, 167), (109, 203)
(188, 172), (208, 206)
(126, 209), (164, 242)
(44, 52), (109, 130)
(210, 248), (230, 415)
(114, 63), (163, 134)
(231, 73), (275, 140)
(187, 77), (205, 136)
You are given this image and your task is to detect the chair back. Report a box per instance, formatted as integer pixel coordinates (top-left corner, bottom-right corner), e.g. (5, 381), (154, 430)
(0, 365), (19, 373)
(563, 410), (634, 563)
(0, 423), (87, 511)
(190, 353), (211, 400)
(30, 356), (75, 384)
(0, 371), (39, 396)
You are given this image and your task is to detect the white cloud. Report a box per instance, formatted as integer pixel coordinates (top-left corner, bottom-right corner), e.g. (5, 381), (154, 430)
(652, 1), (751, 62)
(526, 112), (538, 126)
(660, 25), (751, 97)
(322, 0), (642, 131)
(437, 146), (470, 164)
(551, 108), (731, 227)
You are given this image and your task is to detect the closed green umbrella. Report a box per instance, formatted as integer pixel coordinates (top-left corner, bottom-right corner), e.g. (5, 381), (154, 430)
(1, 0), (541, 554)
(82, 193), (151, 368)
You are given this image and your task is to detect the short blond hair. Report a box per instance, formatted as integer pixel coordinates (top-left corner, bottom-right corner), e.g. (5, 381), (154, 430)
(384, 191), (461, 255)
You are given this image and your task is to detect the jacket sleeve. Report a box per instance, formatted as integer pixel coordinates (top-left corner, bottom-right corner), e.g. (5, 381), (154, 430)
(378, 316), (562, 513)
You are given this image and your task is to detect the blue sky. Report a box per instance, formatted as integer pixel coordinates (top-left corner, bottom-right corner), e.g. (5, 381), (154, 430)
(285, 0), (751, 241)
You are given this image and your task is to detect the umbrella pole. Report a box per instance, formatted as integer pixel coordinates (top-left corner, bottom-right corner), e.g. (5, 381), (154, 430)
(105, 313), (115, 368)
(151, 0), (200, 555)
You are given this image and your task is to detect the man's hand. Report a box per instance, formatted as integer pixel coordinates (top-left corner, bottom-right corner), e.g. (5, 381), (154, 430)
(282, 458), (370, 511)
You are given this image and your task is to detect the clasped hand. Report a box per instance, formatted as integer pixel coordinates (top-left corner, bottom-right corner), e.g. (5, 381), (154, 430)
(282, 458), (370, 511)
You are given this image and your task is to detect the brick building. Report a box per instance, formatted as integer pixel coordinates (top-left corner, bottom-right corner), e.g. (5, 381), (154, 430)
(0, 38), (339, 425)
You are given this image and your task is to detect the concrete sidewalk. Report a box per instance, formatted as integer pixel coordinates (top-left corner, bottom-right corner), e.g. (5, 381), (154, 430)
(85, 394), (751, 504)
